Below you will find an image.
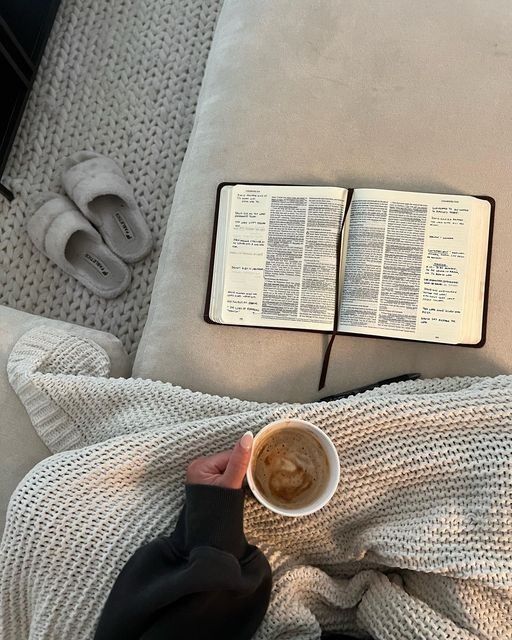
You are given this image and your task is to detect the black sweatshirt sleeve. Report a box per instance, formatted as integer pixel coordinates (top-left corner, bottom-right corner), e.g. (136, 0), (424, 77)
(94, 484), (272, 640)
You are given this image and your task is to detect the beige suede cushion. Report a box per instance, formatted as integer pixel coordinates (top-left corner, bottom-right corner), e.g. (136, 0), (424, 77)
(134, 0), (512, 402)
(0, 305), (131, 533)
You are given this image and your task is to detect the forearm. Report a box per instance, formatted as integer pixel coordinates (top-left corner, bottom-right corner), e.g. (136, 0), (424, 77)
(95, 485), (272, 640)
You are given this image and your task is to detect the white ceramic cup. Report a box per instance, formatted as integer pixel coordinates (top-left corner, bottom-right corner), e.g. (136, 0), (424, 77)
(246, 418), (340, 517)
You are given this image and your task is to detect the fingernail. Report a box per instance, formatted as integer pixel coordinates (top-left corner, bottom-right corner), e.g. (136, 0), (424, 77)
(240, 431), (253, 451)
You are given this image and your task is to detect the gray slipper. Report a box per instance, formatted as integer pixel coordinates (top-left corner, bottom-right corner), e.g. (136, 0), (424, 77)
(61, 151), (153, 263)
(27, 193), (131, 299)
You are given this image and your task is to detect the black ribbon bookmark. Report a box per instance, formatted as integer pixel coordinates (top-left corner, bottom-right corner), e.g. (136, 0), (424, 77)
(318, 332), (337, 391)
(318, 188), (354, 390)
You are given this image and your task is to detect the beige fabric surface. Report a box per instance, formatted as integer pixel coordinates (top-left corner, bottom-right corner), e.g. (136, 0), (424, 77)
(134, 0), (512, 403)
(1, 328), (511, 639)
(0, 305), (131, 533)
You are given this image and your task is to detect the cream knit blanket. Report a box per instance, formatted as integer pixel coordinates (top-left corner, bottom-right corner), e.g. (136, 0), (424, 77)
(1, 328), (511, 639)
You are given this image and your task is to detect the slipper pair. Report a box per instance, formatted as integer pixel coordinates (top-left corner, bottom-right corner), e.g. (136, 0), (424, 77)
(28, 151), (153, 299)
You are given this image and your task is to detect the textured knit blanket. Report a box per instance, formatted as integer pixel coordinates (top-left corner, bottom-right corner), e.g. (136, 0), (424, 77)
(1, 328), (511, 639)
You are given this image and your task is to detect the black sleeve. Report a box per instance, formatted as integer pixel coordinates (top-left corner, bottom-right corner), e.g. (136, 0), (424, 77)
(94, 484), (272, 640)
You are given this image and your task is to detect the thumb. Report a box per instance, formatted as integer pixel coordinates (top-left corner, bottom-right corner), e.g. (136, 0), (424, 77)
(222, 431), (254, 489)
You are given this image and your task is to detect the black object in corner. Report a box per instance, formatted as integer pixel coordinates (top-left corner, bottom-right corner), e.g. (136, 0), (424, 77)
(0, 0), (62, 201)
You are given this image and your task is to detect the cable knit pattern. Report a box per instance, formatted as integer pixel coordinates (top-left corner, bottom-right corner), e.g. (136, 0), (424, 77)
(0, 0), (222, 355)
(1, 328), (511, 639)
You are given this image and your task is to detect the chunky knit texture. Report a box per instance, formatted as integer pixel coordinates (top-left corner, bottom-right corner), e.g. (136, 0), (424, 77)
(0, 0), (222, 355)
(2, 328), (512, 639)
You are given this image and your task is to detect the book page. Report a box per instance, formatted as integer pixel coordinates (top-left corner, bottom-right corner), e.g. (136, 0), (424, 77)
(338, 189), (482, 343)
(219, 184), (347, 330)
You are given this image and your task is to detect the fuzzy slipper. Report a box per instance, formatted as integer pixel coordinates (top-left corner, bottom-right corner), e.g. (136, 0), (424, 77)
(27, 193), (131, 299)
(61, 151), (153, 263)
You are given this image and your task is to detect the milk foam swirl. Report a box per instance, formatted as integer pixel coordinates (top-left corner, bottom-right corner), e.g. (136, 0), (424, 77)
(252, 427), (329, 509)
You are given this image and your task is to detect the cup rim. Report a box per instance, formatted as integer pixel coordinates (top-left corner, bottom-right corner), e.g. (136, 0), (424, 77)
(246, 418), (340, 517)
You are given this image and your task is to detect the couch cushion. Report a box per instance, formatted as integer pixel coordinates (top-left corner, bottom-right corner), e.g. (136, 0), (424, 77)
(0, 305), (131, 533)
(134, 0), (512, 402)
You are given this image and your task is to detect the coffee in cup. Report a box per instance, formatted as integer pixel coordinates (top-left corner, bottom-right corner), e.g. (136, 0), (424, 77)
(247, 419), (340, 516)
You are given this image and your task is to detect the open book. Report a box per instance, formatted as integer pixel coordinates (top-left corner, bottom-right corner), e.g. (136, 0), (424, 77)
(206, 183), (493, 346)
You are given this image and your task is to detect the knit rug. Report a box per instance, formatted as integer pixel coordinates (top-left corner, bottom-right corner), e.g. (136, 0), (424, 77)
(1, 327), (511, 639)
(0, 0), (222, 356)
